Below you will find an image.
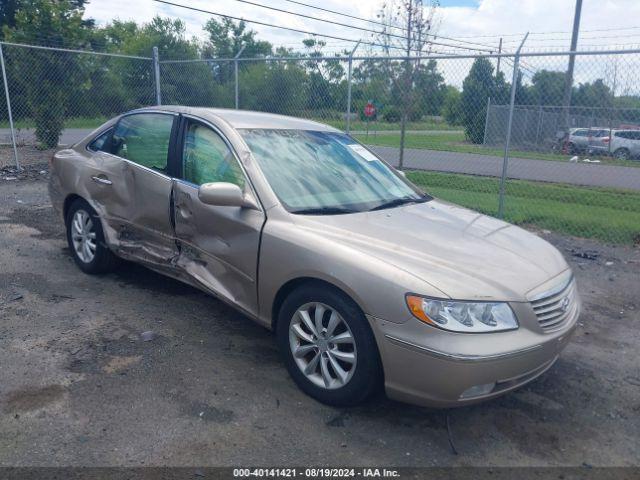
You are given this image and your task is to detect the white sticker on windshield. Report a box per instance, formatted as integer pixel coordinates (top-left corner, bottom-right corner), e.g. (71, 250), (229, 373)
(348, 144), (379, 162)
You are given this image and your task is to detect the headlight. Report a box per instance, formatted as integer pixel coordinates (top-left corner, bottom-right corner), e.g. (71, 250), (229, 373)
(406, 295), (518, 333)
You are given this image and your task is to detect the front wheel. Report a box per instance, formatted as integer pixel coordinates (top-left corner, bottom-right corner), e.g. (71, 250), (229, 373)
(276, 285), (382, 406)
(66, 198), (119, 274)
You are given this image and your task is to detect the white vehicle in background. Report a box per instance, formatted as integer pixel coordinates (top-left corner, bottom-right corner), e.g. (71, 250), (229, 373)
(565, 127), (610, 154)
(589, 129), (640, 161)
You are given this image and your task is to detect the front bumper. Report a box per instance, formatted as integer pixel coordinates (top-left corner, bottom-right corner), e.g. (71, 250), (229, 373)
(367, 298), (579, 408)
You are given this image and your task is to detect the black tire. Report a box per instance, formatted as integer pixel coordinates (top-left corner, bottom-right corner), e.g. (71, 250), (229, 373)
(614, 148), (630, 161)
(567, 142), (577, 155)
(65, 198), (119, 274)
(276, 284), (382, 406)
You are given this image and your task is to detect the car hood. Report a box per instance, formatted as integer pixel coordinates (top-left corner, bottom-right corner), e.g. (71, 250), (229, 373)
(293, 199), (568, 301)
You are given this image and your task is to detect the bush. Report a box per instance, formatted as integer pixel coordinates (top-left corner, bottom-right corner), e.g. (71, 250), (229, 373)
(382, 107), (401, 123)
(465, 108), (487, 144)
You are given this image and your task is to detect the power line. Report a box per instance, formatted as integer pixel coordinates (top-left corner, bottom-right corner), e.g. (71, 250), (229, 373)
(503, 31), (640, 44)
(281, 0), (408, 33)
(207, 0), (494, 52)
(285, 0), (499, 51)
(152, 0), (476, 55)
(444, 25), (640, 40)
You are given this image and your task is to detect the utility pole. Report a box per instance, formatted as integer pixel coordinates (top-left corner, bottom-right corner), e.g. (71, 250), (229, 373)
(399, 0), (413, 171)
(345, 41), (361, 135)
(562, 0), (583, 138)
(496, 37), (503, 76)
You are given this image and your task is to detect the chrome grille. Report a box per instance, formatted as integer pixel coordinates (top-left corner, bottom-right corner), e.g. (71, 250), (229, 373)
(531, 278), (577, 332)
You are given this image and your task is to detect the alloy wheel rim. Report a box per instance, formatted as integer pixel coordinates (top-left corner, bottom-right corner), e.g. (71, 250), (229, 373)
(71, 209), (97, 263)
(289, 302), (357, 390)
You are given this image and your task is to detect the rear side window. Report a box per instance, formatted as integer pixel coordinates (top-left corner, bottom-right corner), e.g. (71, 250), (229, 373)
(111, 113), (174, 172)
(88, 128), (112, 152)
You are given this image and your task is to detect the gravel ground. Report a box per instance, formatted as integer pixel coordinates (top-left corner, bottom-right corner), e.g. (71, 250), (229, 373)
(0, 166), (639, 467)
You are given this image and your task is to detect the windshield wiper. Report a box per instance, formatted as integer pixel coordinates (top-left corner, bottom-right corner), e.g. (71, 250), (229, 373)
(368, 195), (430, 212)
(290, 206), (359, 215)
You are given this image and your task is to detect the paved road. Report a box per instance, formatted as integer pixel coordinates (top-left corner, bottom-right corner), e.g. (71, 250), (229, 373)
(3, 128), (640, 190)
(371, 146), (640, 191)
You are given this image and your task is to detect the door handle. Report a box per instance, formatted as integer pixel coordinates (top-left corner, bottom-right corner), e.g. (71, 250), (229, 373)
(91, 175), (112, 186)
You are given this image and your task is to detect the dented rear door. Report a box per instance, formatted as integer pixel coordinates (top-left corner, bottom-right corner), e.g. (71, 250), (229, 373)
(173, 118), (265, 317)
(106, 112), (179, 265)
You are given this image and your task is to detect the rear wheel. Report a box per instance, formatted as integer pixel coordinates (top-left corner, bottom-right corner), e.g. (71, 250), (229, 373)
(276, 284), (382, 406)
(614, 148), (631, 161)
(66, 198), (118, 274)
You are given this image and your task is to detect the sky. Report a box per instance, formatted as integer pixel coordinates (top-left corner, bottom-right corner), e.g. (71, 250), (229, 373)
(82, 0), (640, 53)
(82, 0), (640, 92)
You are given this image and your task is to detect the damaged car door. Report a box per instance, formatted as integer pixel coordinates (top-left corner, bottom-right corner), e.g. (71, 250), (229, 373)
(107, 112), (179, 264)
(172, 117), (265, 317)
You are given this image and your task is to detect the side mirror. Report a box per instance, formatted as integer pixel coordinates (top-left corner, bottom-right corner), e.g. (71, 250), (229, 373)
(198, 182), (258, 209)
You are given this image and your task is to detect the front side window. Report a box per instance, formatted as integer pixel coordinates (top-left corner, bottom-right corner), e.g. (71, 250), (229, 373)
(111, 113), (174, 172)
(240, 129), (427, 213)
(573, 129), (587, 137)
(182, 122), (245, 187)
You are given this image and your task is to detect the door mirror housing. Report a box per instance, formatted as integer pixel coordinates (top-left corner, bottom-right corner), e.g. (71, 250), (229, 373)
(198, 182), (258, 209)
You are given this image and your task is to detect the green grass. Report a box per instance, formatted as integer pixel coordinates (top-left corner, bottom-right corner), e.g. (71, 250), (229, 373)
(0, 116), (107, 130)
(406, 170), (640, 244)
(358, 131), (640, 168)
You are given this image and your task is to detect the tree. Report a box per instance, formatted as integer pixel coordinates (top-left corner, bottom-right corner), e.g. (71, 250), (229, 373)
(572, 79), (614, 109)
(459, 57), (509, 144)
(413, 59), (446, 116)
(203, 18), (272, 84)
(0, 0), (20, 39)
(528, 70), (566, 106)
(441, 86), (462, 125)
(375, 0), (440, 167)
(91, 17), (220, 109)
(3, 0), (90, 148)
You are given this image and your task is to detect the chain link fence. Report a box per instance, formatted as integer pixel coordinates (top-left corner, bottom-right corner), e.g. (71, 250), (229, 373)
(1, 41), (639, 244)
(0, 42), (155, 166)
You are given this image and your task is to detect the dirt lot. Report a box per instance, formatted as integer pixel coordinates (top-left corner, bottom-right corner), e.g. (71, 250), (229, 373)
(0, 165), (639, 467)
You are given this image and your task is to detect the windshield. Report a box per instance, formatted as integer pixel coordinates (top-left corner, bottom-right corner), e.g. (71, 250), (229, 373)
(240, 129), (428, 213)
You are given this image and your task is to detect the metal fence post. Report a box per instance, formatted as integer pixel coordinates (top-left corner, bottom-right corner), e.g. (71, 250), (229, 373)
(153, 46), (161, 105)
(346, 41), (360, 135)
(482, 96), (491, 145)
(234, 45), (246, 110)
(0, 43), (19, 170)
(498, 33), (528, 219)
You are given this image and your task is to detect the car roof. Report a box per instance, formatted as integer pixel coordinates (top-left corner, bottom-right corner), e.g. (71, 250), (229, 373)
(130, 106), (341, 132)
